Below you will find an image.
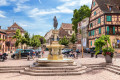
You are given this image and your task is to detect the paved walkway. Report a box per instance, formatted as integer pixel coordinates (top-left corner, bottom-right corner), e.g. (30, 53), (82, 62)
(0, 52), (120, 80)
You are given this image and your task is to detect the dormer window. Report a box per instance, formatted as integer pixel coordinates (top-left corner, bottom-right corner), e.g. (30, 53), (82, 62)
(109, 6), (112, 11)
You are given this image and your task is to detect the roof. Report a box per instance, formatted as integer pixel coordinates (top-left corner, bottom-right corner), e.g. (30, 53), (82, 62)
(0, 29), (6, 34)
(7, 33), (15, 37)
(95, 0), (120, 13)
(6, 23), (25, 32)
(60, 23), (73, 30)
(59, 27), (71, 38)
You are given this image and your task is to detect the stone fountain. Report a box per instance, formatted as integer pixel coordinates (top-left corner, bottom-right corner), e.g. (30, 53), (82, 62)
(36, 16), (75, 66)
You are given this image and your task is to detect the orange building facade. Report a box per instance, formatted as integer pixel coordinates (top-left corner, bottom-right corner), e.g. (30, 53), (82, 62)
(88, 0), (120, 48)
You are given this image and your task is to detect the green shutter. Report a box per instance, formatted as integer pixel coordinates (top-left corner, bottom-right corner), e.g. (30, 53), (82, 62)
(107, 26), (109, 35)
(91, 41), (92, 46)
(91, 31), (92, 36)
(107, 16), (112, 22)
(98, 18), (101, 24)
(93, 2), (95, 6)
(113, 26), (115, 35)
(89, 32), (90, 36)
(94, 11), (96, 16)
(99, 28), (101, 34)
(93, 30), (94, 36)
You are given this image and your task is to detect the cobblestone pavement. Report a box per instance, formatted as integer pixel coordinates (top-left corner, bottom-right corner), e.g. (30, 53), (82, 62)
(0, 52), (120, 80)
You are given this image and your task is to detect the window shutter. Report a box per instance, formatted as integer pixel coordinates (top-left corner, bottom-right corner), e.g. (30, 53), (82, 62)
(113, 26), (115, 35)
(98, 18), (101, 24)
(91, 41), (92, 46)
(99, 28), (101, 34)
(107, 16), (112, 22)
(91, 31), (93, 36)
(94, 11), (96, 16)
(93, 30), (94, 36)
(89, 32), (90, 36)
(93, 2), (95, 6)
(107, 26), (109, 35)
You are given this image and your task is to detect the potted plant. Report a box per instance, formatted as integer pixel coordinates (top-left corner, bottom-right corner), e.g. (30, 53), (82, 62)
(94, 35), (114, 63)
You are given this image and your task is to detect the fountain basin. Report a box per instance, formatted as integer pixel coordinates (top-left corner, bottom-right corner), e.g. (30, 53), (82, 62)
(36, 58), (76, 66)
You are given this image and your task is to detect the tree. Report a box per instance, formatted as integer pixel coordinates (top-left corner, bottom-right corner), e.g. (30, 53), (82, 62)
(30, 35), (46, 49)
(71, 5), (91, 33)
(59, 36), (69, 46)
(21, 32), (31, 46)
(13, 29), (22, 47)
(70, 33), (77, 44)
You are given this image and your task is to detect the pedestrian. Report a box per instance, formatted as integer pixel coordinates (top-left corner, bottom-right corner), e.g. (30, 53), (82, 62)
(32, 51), (36, 60)
(27, 52), (30, 61)
(41, 49), (44, 58)
(70, 51), (72, 57)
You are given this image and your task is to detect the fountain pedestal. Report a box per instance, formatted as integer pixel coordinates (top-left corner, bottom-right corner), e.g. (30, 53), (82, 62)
(36, 30), (75, 66)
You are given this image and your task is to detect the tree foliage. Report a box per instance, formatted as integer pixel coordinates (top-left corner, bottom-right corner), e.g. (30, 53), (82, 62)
(30, 35), (46, 48)
(21, 32), (31, 46)
(70, 33), (77, 44)
(71, 5), (91, 33)
(94, 35), (114, 56)
(13, 29), (22, 47)
(59, 36), (69, 46)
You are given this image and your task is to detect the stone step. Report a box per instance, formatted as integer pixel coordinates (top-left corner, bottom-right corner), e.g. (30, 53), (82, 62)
(106, 65), (120, 71)
(0, 67), (25, 70)
(0, 70), (20, 73)
(105, 67), (120, 75)
(0, 66), (29, 68)
(24, 66), (87, 73)
(29, 66), (81, 70)
(20, 70), (87, 76)
(110, 65), (120, 68)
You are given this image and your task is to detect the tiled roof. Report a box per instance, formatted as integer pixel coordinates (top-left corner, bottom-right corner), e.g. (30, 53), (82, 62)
(6, 23), (25, 32)
(59, 27), (71, 38)
(0, 29), (6, 34)
(7, 33), (15, 37)
(96, 0), (120, 13)
(61, 23), (73, 30)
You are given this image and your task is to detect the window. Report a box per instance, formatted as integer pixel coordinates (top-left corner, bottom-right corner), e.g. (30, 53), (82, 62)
(94, 11), (96, 16)
(90, 23), (93, 28)
(93, 2), (95, 6)
(109, 6), (112, 11)
(113, 26), (115, 35)
(3, 35), (4, 39)
(99, 28), (101, 34)
(98, 18), (101, 24)
(91, 41), (92, 46)
(107, 16), (112, 22)
(107, 26), (109, 35)
(0, 34), (1, 38)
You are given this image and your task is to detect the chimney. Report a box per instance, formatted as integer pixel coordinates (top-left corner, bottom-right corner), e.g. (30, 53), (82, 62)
(0, 26), (1, 29)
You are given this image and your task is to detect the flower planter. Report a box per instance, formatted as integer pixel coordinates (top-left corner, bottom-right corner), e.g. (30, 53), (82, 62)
(105, 55), (112, 63)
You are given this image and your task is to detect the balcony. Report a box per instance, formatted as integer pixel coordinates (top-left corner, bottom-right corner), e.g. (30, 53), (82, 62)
(106, 31), (120, 35)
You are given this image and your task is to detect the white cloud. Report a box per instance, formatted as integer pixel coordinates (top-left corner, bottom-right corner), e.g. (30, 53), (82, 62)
(0, 11), (6, 18)
(10, 0), (16, 2)
(13, 0), (30, 12)
(19, 23), (28, 27)
(38, 0), (42, 4)
(28, 0), (92, 17)
(0, 0), (9, 6)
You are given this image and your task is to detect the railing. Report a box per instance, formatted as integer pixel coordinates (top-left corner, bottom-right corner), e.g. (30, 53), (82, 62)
(106, 31), (120, 35)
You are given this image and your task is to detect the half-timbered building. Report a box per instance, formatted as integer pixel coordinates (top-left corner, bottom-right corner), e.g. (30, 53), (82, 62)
(88, 0), (120, 48)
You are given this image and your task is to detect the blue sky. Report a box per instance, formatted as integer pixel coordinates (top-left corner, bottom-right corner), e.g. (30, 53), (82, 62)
(0, 0), (92, 36)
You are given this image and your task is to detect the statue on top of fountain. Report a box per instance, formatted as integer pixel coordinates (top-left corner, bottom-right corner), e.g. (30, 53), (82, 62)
(53, 16), (58, 30)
